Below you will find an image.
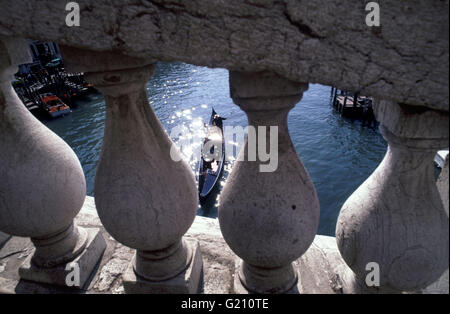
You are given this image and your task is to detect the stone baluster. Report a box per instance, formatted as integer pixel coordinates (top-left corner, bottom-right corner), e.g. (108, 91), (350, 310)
(59, 47), (202, 294)
(336, 100), (449, 293)
(0, 37), (106, 288)
(219, 71), (320, 293)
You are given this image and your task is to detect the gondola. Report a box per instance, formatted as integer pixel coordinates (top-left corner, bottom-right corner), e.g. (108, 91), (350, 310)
(198, 108), (226, 200)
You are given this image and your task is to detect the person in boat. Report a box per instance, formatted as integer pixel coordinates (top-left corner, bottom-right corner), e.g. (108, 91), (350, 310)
(201, 159), (212, 179)
(212, 114), (223, 129)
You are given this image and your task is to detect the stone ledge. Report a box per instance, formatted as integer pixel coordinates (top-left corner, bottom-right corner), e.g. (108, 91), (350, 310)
(0, 196), (447, 294)
(0, 196), (237, 294)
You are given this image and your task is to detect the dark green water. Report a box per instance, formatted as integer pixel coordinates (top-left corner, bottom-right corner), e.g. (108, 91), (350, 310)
(42, 62), (388, 236)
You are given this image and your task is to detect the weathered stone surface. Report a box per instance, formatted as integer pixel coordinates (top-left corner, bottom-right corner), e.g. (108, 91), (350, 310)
(423, 156), (449, 294)
(19, 228), (106, 289)
(0, 1), (447, 110)
(336, 126), (449, 293)
(296, 236), (347, 294)
(65, 50), (203, 293)
(93, 254), (128, 292)
(0, 232), (10, 249)
(0, 36), (30, 71)
(220, 71), (319, 294)
(0, 38), (86, 240)
(1, 196), (447, 293)
(0, 197), (236, 294)
(229, 71), (308, 99)
(437, 155), (449, 216)
(122, 239), (203, 294)
(423, 269), (449, 294)
(0, 37), (106, 288)
(374, 100), (449, 141)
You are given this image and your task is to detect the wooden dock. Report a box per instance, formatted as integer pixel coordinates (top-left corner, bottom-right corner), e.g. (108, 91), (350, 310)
(330, 87), (377, 127)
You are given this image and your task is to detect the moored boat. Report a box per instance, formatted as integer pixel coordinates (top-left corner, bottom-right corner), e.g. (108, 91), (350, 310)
(41, 93), (71, 118)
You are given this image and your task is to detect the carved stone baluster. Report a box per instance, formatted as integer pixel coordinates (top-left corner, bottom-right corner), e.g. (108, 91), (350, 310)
(0, 37), (106, 288)
(60, 47), (202, 294)
(336, 100), (449, 293)
(219, 71), (320, 293)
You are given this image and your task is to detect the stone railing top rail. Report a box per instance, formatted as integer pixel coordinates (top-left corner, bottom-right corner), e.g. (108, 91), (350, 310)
(0, 0), (448, 111)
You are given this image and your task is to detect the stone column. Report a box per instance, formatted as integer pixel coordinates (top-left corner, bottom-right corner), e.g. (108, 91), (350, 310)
(60, 47), (202, 294)
(336, 100), (449, 293)
(219, 71), (320, 293)
(0, 37), (106, 289)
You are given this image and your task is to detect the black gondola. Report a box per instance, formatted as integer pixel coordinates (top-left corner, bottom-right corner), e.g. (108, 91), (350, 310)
(198, 108), (226, 200)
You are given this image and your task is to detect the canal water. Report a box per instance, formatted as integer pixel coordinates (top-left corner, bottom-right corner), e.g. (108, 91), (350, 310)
(42, 62), (388, 236)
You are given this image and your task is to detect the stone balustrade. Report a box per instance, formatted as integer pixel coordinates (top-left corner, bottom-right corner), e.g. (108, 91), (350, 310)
(0, 37), (106, 289)
(57, 47), (203, 293)
(219, 71), (319, 293)
(0, 0), (448, 294)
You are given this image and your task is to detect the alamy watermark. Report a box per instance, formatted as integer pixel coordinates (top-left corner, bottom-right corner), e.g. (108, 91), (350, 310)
(65, 262), (80, 287)
(170, 125), (279, 173)
(365, 262), (380, 287)
(65, 2), (80, 27)
(365, 2), (381, 27)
